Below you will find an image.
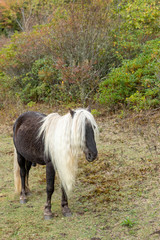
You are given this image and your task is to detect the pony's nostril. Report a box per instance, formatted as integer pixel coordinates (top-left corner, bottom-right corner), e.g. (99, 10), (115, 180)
(87, 151), (98, 161)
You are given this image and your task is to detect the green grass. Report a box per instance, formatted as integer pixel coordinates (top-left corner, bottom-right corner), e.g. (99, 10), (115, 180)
(1, 106), (160, 239)
(121, 217), (136, 228)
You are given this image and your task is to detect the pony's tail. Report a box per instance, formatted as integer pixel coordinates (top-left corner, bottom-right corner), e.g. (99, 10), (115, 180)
(14, 147), (21, 193)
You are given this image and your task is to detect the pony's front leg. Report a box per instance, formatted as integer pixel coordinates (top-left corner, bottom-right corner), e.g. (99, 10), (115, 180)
(61, 187), (72, 217)
(44, 161), (55, 220)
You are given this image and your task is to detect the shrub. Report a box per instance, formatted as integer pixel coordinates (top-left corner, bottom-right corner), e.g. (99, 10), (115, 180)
(12, 57), (63, 104)
(98, 39), (160, 110)
(0, 0), (115, 105)
(0, 0), (57, 35)
(110, 0), (160, 60)
(0, 72), (15, 107)
(1, 0), (159, 107)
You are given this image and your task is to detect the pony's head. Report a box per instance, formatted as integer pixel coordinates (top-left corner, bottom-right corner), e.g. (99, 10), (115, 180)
(38, 107), (98, 194)
(70, 107), (98, 162)
(84, 117), (98, 162)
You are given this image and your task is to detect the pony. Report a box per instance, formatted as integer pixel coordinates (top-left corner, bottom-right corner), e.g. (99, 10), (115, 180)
(13, 107), (98, 219)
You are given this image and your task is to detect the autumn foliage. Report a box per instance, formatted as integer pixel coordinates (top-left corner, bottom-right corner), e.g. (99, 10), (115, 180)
(0, 0), (159, 109)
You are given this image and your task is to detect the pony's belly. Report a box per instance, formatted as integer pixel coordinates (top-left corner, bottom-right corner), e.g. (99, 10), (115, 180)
(31, 158), (46, 165)
(18, 151), (46, 166)
(26, 155), (46, 165)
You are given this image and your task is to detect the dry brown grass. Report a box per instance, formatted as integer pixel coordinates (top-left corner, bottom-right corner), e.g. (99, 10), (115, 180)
(1, 105), (160, 239)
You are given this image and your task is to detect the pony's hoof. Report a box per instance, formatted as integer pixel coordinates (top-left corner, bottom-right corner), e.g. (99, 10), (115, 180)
(63, 211), (72, 217)
(26, 192), (31, 196)
(62, 206), (72, 217)
(44, 205), (53, 220)
(44, 214), (53, 220)
(20, 199), (27, 204)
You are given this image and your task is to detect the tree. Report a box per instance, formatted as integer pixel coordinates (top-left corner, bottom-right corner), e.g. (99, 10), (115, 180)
(0, 0), (55, 35)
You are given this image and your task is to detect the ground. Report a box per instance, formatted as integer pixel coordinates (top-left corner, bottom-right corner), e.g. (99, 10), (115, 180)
(1, 104), (160, 240)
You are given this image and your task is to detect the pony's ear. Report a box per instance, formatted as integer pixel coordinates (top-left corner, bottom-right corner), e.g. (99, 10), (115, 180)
(69, 109), (75, 118)
(86, 106), (91, 112)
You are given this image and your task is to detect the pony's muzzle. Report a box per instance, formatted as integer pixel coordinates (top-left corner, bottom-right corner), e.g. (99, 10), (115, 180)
(86, 150), (98, 162)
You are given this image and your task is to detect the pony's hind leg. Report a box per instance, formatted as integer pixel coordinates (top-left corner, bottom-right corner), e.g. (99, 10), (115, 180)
(25, 160), (32, 195)
(61, 187), (72, 217)
(17, 153), (27, 204)
(44, 162), (55, 220)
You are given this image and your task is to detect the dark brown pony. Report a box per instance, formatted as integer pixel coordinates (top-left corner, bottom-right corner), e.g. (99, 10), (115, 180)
(13, 108), (98, 219)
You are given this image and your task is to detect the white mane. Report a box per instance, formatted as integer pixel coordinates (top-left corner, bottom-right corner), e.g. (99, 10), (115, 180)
(38, 109), (98, 195)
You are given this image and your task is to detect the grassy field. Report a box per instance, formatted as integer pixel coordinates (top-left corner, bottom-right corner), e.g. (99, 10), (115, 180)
(1, 105), (160, 240)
